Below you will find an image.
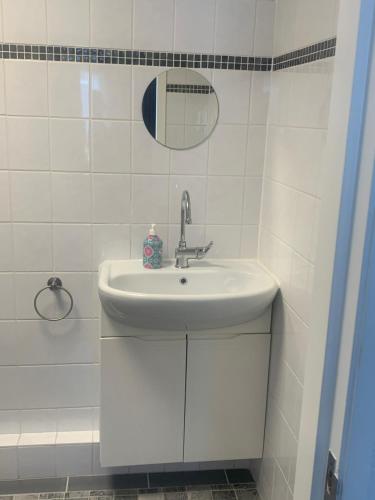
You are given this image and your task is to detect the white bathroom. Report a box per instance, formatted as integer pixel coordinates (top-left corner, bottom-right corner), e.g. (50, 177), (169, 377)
(0, 1), (374, 499)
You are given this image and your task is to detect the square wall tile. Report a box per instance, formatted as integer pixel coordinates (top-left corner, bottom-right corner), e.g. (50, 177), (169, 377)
(7, 117), (50, 171)
(57, 407), (95, 432)
(91, 65), (131, 119)
(254, 0), (275, 56)
(246, 126), (266, 176)
(250, 72), (271, 125)
(90, 0), (132, 49)
(56, 443), (92, 476)
(0, 409), (20, 434)
(0, 447), (17, 480)
(214, 0), (256, 55)
(0, 118), (6, 169)
(174, 0), (215, 53)
(53, 225), (92, 271)
(50, 119), (90, 172)
(48, 63), (90, 118)
(0, 364), (99, 409)
(20, 409), (57, 433)
(5, 61), (48, 116)
(47, 0), (90, 45)
(13, 224), (53, 272)
(18, 445), (56, 479)
(213, 71), (251, 125)
(170, 142), (208, 176)
(292, 193), (319, 262)
(15, 274), (49, 320)
(206, 176), (244, 224)
(241, 225), (259, 258)
(288, 252), (314, 326)
(132, 122), (170, 174)
(242, 177), (262, 224)
(51, 173), (91, 222)
(0, 224), (13, 271)
(0, 171), (10, 221)
(91, 121), (131, 173)
(0, 274), (15, 320)
(3, 0), (47, 44)
(208, 125), (247, 176)
(92, 174), (131, 223)
(10, 172), (51, 222)
(93, 225), (131, 268)
(205, 225), (242, 258)
(133, 0), (174, 51)
(131, 175), (169, 223)
(169, 176), (207, 224)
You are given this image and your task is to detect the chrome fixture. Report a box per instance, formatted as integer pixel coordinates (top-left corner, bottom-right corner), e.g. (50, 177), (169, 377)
(34, 277), (74, 321)
(175, 190), (213, 268)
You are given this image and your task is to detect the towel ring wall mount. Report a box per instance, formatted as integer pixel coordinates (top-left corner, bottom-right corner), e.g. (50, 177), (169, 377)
(33, 277), (74, 321)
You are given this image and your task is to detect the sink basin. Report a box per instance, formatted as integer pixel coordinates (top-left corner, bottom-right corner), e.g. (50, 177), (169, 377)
(98, 259), (279, 330)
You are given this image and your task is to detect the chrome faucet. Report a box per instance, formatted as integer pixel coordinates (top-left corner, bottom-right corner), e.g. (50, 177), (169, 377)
(175, 190), (213, 268)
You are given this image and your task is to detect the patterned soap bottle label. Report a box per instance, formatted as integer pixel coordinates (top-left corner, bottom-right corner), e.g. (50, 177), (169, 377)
(143, 235), (163, 269)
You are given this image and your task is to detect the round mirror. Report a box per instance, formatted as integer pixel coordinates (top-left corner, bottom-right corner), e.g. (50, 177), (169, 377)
(142, 69), (219, 150)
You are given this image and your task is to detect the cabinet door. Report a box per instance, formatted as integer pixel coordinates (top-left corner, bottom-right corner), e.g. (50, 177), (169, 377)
(184, 334), (270, 462)
(100, 337), (186, 466)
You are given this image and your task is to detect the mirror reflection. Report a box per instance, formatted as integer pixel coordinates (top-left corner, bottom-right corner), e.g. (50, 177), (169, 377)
(142, 69), (219, 150)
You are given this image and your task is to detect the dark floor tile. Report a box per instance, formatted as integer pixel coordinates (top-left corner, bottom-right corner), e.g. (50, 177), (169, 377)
(225, 470), (254, 485)
(0, 479), (67, 495)
(235, 490), (257, 500)
(149, 471), (226, 489)
(212, 492), (236, 500)
(69, 477), (147, 493)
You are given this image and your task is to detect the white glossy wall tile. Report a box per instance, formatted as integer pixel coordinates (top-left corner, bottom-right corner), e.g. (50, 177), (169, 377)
(0, 0), (270, 439)
(257, 2), (338, 496)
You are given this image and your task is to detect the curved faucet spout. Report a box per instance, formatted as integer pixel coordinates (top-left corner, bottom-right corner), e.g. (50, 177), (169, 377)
(180, 190), (192, 247)
(176, 191), (213, 268)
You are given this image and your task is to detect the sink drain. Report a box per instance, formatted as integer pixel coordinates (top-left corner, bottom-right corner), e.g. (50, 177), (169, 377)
(180, 277), (188, 285)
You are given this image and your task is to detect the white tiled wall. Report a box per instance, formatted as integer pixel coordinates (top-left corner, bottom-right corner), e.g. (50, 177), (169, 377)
(256, 1), (339, 499)
(0, 0), (273, 455)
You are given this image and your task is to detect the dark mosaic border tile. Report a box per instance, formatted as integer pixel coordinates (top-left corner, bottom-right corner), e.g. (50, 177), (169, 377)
(0, 43), (272, 72)
(166, 84), (214, 94)
(0, 38), (336, 72)
(273, 37), (336, 70)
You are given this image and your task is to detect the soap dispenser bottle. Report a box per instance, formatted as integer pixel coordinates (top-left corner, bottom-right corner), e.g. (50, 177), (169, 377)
(143, 224), (163, 269)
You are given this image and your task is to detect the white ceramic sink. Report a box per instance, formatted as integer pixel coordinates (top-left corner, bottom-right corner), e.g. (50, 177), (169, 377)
(98, 259), (279, 330)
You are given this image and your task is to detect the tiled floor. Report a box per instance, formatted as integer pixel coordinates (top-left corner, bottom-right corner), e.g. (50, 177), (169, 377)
(0, 470), (258, 499)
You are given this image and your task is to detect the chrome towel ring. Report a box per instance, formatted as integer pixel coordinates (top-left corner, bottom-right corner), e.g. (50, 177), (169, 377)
(34, 277), (73, 321)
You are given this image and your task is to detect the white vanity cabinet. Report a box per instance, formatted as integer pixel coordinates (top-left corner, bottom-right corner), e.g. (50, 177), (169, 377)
(100, 336), (186, 466)
(184, 334), (270, 462)
(100, 309), (272, 466)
